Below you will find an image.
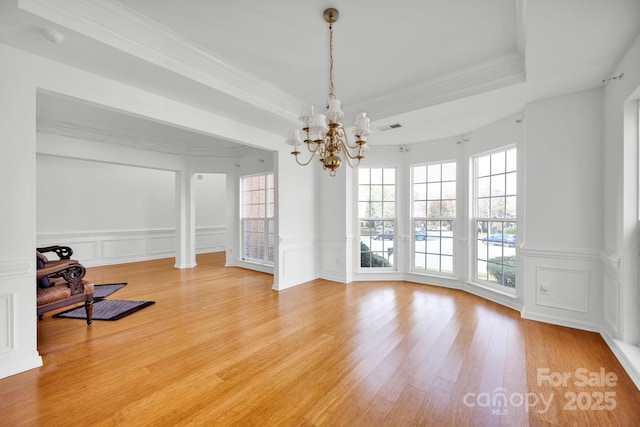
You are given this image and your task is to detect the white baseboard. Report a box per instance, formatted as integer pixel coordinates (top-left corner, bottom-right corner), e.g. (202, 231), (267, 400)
(0, 353), (42, 380)
(520, 308), (599, 332)
(600, 332), (640, 391)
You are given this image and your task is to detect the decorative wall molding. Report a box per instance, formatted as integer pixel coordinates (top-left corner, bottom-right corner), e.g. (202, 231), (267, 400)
(37, 121), (259, 158)
(535, 266), (589, 313)
(520, 245), (601, 262)
(601, 250), (623, 272)
(37, 226), (226, 266)
(0, 260), (32, 280)
(351, 53), (525, 120)
(0, 293), (15, 354)
(279, 236), (317, 287)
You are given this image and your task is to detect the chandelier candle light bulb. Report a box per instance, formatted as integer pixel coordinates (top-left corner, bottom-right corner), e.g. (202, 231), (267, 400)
(286, 8), (370, 177)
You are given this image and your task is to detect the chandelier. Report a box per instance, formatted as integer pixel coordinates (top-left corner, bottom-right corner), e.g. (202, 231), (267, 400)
(285, 8), (371, 177)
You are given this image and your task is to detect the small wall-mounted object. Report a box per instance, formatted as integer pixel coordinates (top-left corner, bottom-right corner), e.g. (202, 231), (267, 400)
(601, 73), (624, 84)
(40, 28), (65, 44)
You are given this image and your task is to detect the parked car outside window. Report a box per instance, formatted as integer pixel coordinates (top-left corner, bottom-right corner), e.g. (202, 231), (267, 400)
(482, 233), (516, 247)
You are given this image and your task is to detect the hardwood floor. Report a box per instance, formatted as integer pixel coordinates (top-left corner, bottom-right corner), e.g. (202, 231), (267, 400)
(2, 252), (639, 426)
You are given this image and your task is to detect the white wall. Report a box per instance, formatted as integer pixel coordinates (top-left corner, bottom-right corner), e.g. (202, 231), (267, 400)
(35, 154), (231, 266)
(37, 155), (175, 232)
(194, 173), (226, 228)
(521, 89), (604, 331)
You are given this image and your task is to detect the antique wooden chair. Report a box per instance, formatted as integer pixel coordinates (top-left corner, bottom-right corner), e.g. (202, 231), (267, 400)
(36, 245), (94, 325)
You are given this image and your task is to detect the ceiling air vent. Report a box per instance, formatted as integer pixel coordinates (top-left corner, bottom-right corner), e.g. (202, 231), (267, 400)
(378, 123), (402, 132)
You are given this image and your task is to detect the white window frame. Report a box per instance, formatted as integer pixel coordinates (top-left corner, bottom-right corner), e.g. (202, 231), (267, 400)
(240, 172), (274, 266)
(472, 146), (517, 292)
(357, 167), (397, 271)
(410, 160), (456, 276)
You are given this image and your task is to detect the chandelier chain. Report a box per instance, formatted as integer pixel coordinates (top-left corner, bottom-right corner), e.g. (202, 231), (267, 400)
(329, 21), (334, 99)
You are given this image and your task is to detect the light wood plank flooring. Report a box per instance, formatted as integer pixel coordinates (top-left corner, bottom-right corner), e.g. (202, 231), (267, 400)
(1, 252), (639, 426)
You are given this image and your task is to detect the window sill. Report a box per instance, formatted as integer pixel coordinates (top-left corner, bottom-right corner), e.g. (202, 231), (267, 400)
(465, 280), (516, 298)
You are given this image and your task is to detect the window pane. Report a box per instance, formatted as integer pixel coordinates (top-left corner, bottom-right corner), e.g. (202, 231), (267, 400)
(506, 148), (517, 172)
(477, 176), (490, 198)
(491, 174), (505, 197)
(426, 254), (440, 271)
(371, 185), (383, 201)
(370, 202), (383, 218)
(414, 165), (427, 183)
(442, 162), (456, 181)
(427, 201), (441, 218)
(441, 255), (453, 273)
(491, 151), (506, 174)
(442, 181), (456, 200)
(477, 198), (490, 218)
(383, 168), (396, 184)
(371, 169), (383, 184)
(478, 156), (490, 177)
(506, 172), (517, 195)
(427, 183), (441, 200)
(490, 197), (505, 217)
(359, 168), (370, 184)
(414, 183), (426, 201)
(382, 202), (396, 218)
(441, 237), (454, 256)
(442, 200), (456, 218)
(427, 164), (441, 182)
(414, 201), (427, 217)
(358, 201), (370, 218)
(383, 186), (395, 201)
(506, 196), (517, 217)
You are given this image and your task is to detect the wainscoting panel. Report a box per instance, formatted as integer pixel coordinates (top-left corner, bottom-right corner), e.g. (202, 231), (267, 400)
(0, 293), (14, 354)
(521, 245), (601, 331)
(37, 227), (226, 266)
(196, 227), (226, 253)
(319, 237), (349, 283)
(0, 258), (43, 380)
(103, 237), (146, 259)
(277, 236), (317, 290)
(149, 235), (175, 255)
(536, 266), (589, 312)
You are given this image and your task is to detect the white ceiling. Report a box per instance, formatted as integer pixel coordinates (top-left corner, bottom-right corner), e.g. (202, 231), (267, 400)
(1, 0), (639, 154)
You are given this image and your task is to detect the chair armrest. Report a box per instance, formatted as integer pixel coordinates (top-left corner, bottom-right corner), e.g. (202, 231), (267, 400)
(37, 262), (86, 295)
(37, 245), (73, 260)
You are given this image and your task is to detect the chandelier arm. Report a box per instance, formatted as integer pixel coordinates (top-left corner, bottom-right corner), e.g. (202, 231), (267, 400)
(337, 129), (362, 150)
(293, 148), (320, 167)
(340, 142), (364, 161)
(340, 148), (362, 169)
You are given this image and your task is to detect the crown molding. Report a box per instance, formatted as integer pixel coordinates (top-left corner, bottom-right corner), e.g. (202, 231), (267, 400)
(36, 119), (256, 158)
(20, 0), (302, 121)
(352, 53), (526, 120)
